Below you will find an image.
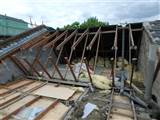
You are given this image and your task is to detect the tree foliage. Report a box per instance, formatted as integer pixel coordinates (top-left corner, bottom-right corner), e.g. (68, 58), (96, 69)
(63, 21), (80, 30)
(62, 17), (108, 30)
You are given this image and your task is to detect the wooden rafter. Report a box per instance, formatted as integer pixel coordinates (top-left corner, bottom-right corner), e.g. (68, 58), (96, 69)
(71, 28), (88, 49)
(37, 59), (52, 79)
(87, 27), (101, 50)
(31, 31), (59, 48)
(23, 59), (41, 77)
(44, 30), (68, 48)
(56, 30), (77, 50)
(9, 55), (29, 75)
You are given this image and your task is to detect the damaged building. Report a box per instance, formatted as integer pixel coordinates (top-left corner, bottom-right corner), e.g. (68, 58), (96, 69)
(0, 20), (160, 120)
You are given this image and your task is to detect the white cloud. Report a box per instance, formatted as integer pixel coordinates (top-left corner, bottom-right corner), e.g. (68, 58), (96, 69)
(0, 0), (159, 28)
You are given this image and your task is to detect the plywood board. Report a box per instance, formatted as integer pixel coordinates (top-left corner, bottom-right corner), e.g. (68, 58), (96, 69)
(33, 84), (75, 100)
(40, 102), (69, 120)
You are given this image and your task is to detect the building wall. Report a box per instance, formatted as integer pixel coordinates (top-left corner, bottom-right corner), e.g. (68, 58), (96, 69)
(0, 15), (28, 36)
(0, 58), (24, 84)
(138, 28), (160, 102)
(152, 68), (160, 106)
(138, 30), (149, 82)
(152, 50), (160, 106)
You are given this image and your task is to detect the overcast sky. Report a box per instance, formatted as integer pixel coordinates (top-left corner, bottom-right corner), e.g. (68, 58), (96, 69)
(0, 0), (160, 28)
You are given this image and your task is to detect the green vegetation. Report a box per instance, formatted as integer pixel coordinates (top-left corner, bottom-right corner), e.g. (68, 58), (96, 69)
(61, 17), (108, 30)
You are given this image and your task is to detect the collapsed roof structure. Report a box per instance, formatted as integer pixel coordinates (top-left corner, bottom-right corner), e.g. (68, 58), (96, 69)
(0, 20), (160, 120)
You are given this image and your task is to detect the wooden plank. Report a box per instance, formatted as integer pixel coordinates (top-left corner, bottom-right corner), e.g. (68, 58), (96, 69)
(110, 113), (133, 120)
(0, 95), (36, 119)
(0, 89), (9, 95)
(110, 94), (134, 120)
(0, 81), (44, 107)
(111, 108), (133, 118)
(28, 97), (53, 109)
(0, 80), (34, 96)
(112, 102), (131, 110)
(34, 99), (59, 120)
(2, 96), (41, 120)
(56, 30), (77, 50)
(9, 55), (29, 75)
(113, 95), (130, 105)
(20, 82), (42, 92)
(44, 30), (67, 48)
(87, 27), (101, 50)
(27, 76), (89, 87)
(6, 80), (33, 90)
(40, 102), (69, 120)
(0, 92), (21, 105)
(15, 97), (54, 120)
(33, 84), (76, 100)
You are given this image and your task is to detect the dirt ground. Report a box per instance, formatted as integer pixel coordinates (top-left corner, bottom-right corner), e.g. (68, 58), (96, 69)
(70, 90), (111, 120)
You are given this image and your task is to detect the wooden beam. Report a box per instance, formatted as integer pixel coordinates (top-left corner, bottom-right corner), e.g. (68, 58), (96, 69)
(84, 58), (93, 87)
(34, 99), (59, 120)
(78, 35), (88, 78)
(64, 57), (77, 82)
(64, 34), (77, 79)
(20, 31), (49, 50)
(31, 31), (59, 48)
(113, 26), (118, 49)
(23, 59), (41, 77)
(28, 76), (89, 87)
(87, 27), (101, 50)
(52, 33), (68, 78)
(2, 96), (41, 120)
(129, 24), (135, 47)
(0, 95), (21, 108)
(44, 30), (68, 48)
(71, 28), (88, 49)
(9, 55), (29, 75)
(93, 32), (101, 73)
(0, 80), (34, 96)
(0, 82), (47, 110)
(56, 30), (77, 50)
(30, 47), (42, 73)
(53, 64), (65, 80)
(37, 59), (52, 79)
(112, 26), (118, 86)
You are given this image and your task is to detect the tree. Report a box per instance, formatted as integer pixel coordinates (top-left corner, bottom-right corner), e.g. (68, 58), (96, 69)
(61, 17), (108, 30)
(80, 17), (107, 29)
(63, 21), (80, 30)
